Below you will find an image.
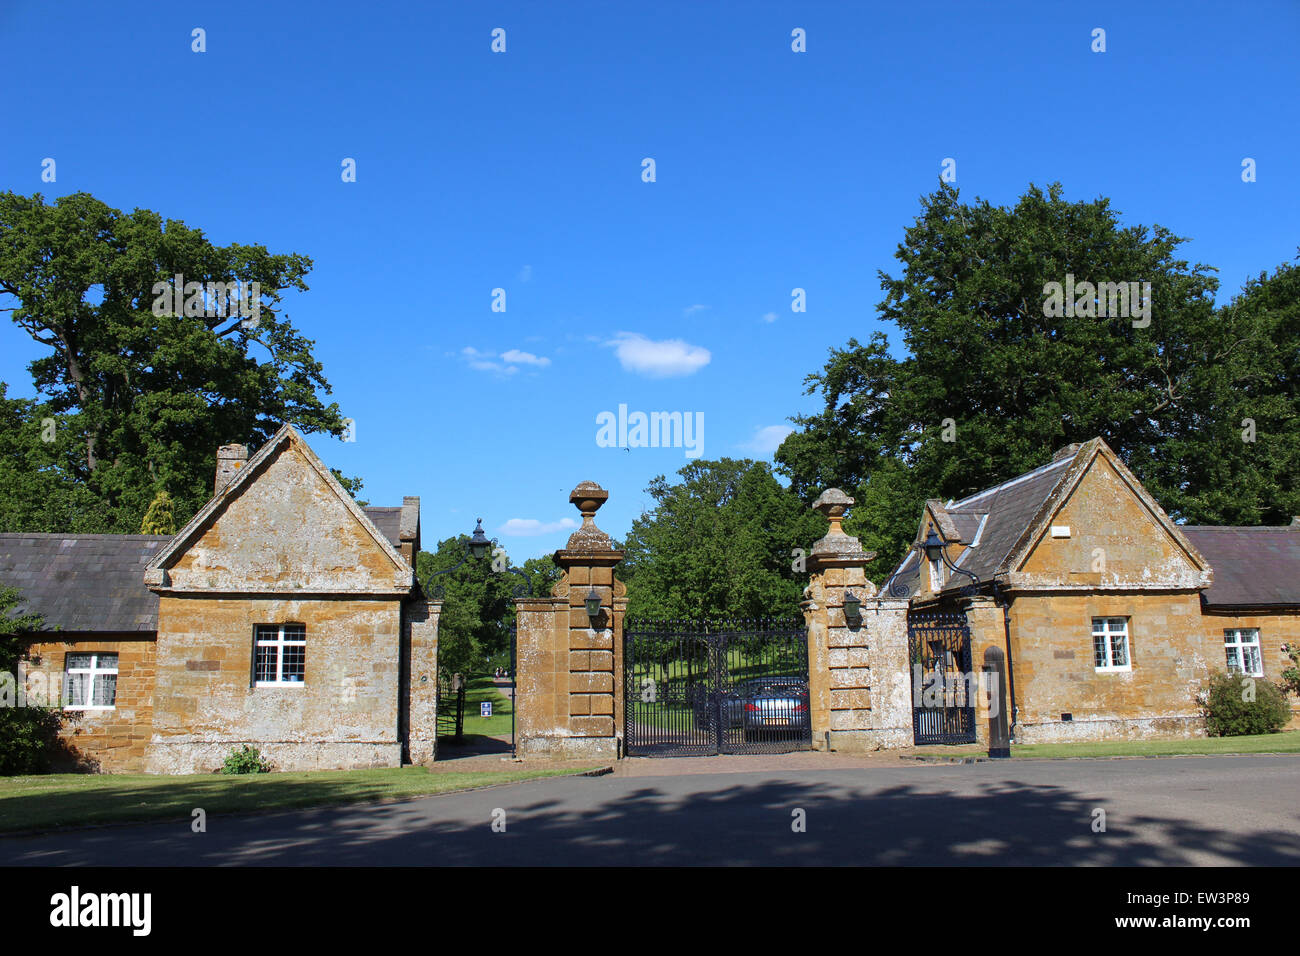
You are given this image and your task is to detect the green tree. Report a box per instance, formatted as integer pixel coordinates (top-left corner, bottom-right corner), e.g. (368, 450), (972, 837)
(0, 586), (65, 774)
(0, 191), (354, 533)
(139, 488), (177, 535)
(621, 458), (823, 621)
(777, 182), (1297, 580)
(1145, 258), (1300, 525)
(0, 383), (106, 533)
(518, 555), (562, 603)
(415, 535), (543, 680)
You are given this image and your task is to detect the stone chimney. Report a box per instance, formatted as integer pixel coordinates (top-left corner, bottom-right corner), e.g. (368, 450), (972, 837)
(215, 444), (249, 495)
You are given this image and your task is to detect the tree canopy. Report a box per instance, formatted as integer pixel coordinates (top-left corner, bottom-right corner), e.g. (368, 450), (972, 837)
(621, 458), (823, 621)
(415, 539), (562, 679)
(0, 191), (354, 533)
(777, 181), (1298, 579)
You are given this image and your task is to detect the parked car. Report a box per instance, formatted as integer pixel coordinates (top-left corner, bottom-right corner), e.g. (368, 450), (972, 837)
(737, 677), (810, 739)
(691, 676), (810, 736)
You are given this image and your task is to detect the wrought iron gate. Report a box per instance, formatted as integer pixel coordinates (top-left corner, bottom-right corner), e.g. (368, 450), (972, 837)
(907, 607), (976, 744)
(623, 618), (810, 756)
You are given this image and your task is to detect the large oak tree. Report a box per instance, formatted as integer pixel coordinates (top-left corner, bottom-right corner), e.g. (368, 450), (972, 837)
(777, 182), (1297, 580)
(0, 191), (353, 532)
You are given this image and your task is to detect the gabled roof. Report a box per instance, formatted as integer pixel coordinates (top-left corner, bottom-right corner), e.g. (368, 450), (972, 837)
(1181, 526), (1300, 608)
(0, 534), (169, 633)
(886, 438), (1208, 597)
(145, 423), (414, 590)
(888, 452), (1077, 597)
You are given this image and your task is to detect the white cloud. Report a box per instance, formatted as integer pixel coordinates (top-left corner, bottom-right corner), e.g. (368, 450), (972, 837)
(501, 349), (550, 367)
(606, 332), (711, 378)
(683, 304), (708, 316)
(743, 424), (795, 456)
(461, 346), (511, 374)
(518, 264), (533, 282)
(462, 346), (551, 374)
(498, 517), (579, 536)
(761, 311), (778, 323)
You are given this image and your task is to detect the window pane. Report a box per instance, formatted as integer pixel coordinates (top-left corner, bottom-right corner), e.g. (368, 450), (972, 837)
(1225, 647), (1241, 672)
(282, 644), (305, 682)
(92, 673), (117, 707)
(64, 672), (88, 706)
(96, 653), (118, 673)
(1244, 647), (1262, 676)
(254, 645), (278, 683)
(1093, 634), (1108, 668)
(65, 653), (93, 670)
(1111, 635), (1129, 667)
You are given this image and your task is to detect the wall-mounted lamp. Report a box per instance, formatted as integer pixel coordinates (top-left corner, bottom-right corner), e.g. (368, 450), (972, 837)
(584, 589), (602, 621)
(922, 528), (945, 564)
(843, 590), (862, 625)
(921, 527), (982, 596)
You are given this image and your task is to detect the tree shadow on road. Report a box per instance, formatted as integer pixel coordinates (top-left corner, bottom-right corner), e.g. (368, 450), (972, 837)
(6, 768), (1300, 866)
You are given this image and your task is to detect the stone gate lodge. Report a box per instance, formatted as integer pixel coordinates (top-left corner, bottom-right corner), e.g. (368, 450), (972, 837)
(1, 427), (1297, 772)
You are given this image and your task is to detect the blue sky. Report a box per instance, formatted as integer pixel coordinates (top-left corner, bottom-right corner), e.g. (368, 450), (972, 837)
(2, 1), (1297, 560)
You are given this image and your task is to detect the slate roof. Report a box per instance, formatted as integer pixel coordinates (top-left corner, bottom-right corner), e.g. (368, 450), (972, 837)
(0, 501), (414, 634)
(0, 534), (170, 633)
(887, 453), (1078, 598)
(1181, 526), (1300, 608)
(362, 507), (402, 549)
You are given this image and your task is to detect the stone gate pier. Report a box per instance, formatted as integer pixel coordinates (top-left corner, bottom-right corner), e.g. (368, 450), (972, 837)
(802, 489), (913, 752)
(515, 482), (626, 759)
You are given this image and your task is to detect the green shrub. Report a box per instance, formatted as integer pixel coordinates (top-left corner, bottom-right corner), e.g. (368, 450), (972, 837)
(221, 744), (271, 775)
(1201, 672), (1291, 737)
(0, 705), (66, 775)
(0, 586), (66, 775)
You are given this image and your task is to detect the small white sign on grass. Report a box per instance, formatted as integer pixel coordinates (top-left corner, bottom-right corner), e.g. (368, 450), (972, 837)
(480, 701), (492, 718)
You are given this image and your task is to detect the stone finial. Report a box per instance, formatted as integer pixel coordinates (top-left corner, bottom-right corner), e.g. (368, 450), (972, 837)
(813, 488), (854, 534)
(565, 481), (614, 552)
(810, 488), (873, 560)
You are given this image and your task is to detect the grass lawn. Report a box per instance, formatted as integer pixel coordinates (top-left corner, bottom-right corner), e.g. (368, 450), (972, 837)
(0, 765), (596, 834)
(439, 676), (514, 738)
(918, 729), (1300, 760)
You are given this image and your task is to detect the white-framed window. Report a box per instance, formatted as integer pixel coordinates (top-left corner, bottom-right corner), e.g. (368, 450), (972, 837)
(64, 652), (119, 710)
(254, 624), (306, 686)
(1091, 617), (1131, 672)
(1224, 628), (1263, 677)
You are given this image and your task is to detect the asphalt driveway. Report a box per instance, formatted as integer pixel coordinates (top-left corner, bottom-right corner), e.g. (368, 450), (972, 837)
(3, 755), (1298, 866)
